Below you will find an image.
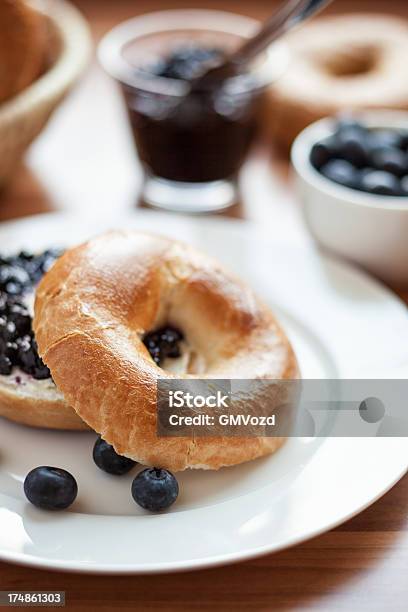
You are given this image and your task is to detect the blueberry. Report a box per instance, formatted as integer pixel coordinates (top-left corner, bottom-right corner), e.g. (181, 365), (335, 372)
(0, 248), (63, 294)
(18, 336), (51, 379)
(152, 45), (223, 81)
(0, 294), (7, 314)
(369, 129), (403, 151)
(143, 326), (184, 366)
(17, 335), (37, 369)
(159, 327), (183, 358)
(93, 436), (136, 475)
(144, 332), (160, 348)
(4, 341), (18, 365)
(399, 132), (408, 151)
(149, 347), (162, 365)
(360, 170), (401, 196)
(371, 147), (407, 177)
(39, 249), (63, 274)
(401, 176), (408, 195)
(354, 167), (375, 192)
(24, 466), (78, 510)
(0, 265), (30, 295)
(310, 137), (338, 169)
(4, 282), (23, 296)
(0, 320), (18, 342)
(31, 361), (51, 380)
(0, 315), (7, 336)
(131, 468), (179, 512)
(18, 251), (34, 262)
(337, 129), (370, 168)
(0, 354), (12, 375)
(7, 303), (31, 336)
(335, 116), (365, 134)
(320, 159), (357, 188)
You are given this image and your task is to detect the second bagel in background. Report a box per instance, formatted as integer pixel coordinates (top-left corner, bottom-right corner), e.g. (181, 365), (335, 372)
(267, 14), (408, 151)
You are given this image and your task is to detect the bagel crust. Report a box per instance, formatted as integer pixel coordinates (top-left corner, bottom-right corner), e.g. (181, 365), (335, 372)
(0, 380), (88, 431)
(34, 231), (299, 471)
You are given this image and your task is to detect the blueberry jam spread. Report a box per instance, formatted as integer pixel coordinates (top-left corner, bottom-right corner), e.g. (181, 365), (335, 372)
(310, 117), (408, 196)
(123, 43), (262, 183)
(143, 326), (184, 367)
(0, 249), (61, 380)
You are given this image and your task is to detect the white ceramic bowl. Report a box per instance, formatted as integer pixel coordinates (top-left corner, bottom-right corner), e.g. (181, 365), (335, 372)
(291, 111), (408, 286)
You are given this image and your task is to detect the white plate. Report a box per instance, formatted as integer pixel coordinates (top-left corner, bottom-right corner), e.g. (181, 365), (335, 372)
(0, 211), (407, 574)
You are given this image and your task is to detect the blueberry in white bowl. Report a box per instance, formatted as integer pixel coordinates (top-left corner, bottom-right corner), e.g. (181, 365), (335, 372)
(24, 466), (78, 510)
(309, 117), (408, 196)
(291, 111), (408, 285)
(131, 468), (179, 512)
(93, 435), (136, 475)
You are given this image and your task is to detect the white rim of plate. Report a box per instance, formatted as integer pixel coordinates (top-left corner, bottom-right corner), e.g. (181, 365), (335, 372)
(0, 211), (406, 574)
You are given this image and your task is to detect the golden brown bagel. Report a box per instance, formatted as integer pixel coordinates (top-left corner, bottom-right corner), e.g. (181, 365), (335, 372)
(0, 0), (47, 104)
(0, 374), (87, 430)
(268, 14), (408, 151)
(34, 231), (299, 471)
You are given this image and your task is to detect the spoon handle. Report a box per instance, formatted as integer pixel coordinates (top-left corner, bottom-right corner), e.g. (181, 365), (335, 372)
(232, 0), (333, 68)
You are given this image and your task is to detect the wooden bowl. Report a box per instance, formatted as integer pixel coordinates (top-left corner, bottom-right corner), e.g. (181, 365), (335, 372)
(0, 0), (92, 187)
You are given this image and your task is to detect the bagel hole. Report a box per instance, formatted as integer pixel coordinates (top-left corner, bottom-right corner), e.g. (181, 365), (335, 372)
(142, 325), (205, 374)
(320, 46), (379, 77)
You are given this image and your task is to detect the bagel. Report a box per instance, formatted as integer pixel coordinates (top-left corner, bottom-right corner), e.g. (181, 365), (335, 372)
(0, 251), (87, 431)
(0, 0), (47, 104)
(0, 362), (86, 430)
(34, 231), (299, 471)
(267, 14), (408, 151)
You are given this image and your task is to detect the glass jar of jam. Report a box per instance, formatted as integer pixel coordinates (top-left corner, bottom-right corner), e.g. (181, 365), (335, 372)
(99, 10), (288, 212)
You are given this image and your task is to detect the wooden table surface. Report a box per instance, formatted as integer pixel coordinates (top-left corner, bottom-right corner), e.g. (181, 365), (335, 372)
(0, 1), (408, 610)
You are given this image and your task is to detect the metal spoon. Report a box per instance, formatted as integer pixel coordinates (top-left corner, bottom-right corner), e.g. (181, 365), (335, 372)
(193, 0), (333, 89)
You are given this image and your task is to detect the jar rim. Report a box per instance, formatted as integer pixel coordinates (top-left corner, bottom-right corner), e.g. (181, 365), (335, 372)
(98, 9), (288, 97)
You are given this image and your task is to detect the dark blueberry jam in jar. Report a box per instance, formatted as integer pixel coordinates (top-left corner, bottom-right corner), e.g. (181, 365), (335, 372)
(99, 11), (285, 212)
(123, 44), (261, 185)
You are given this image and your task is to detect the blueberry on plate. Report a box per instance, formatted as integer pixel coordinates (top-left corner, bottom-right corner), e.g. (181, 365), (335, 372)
(360, 170), (401, 196)
(320, 159), (357, 188)
(93, 435), (136, 475)
(24, 466), (78, 510)
(131, 468), (179, 512)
